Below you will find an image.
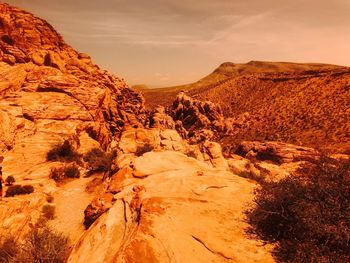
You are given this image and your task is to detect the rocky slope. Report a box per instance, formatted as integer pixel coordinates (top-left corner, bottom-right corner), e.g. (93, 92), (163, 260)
(140, 61), (345, 109)
(0, 2), (144, 243)
(140, 62), (350, 154)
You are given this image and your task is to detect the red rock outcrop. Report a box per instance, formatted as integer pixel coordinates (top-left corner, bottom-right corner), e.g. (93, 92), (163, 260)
(0, 3), (146, 184)
(236, 141), (320, 164)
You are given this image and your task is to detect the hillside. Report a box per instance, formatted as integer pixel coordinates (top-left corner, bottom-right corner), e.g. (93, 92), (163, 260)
(140, 61), (346, 108)
(140, 62), (350, 153)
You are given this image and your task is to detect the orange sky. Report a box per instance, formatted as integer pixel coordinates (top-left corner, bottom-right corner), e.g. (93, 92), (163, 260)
(6, 0), (350, 87)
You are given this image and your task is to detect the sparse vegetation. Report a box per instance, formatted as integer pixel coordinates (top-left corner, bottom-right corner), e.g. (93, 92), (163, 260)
(135, 143), (154, 156)
(46, 194), (54, 203)
(0, 225), (69, 263)
(185, 149), (197, 159)
(246, 156), (350, 262)
(47, 140), (80, 163)
(50, 163), (80, 182)
(42, 204), (56, 220)
(83, 148), (115, 173)
(5, 176), (15, 186)
(5, 184), (34, 197)
(0, 237), (18, 262)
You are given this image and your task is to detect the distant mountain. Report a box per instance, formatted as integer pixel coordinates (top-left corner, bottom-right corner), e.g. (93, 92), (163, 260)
(139, 61), (346, 108)
(139, 61), (350, 153)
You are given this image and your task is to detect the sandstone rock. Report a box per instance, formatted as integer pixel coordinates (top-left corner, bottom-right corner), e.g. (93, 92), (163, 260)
(171, 92), (224, 132)
(148, 106), (176, 129)
(0, 3), (145, 184)
(0, 193), (47, 242)
(68, 148), (274, 263)
(227, 155), (261, 180)
(236, 141), (320, 164)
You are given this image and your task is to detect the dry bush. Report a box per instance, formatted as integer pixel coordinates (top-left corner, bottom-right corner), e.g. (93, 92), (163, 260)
(50, 164), (80, 182)
(83, 148), (115, 173)
(246, 156), (350, 262)
(42, 204), (56, 220)
(5, 176), (15, 186)
(135, 143), (154, 156)
(0, 237), (18, 262)
(46, 194), (54, 203)
(47, 140), (80, 163)
(0, 225), (70, 263)
(5, 185), (34, 197)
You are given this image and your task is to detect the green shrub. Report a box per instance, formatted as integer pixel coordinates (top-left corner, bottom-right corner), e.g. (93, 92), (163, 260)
(246, 156), (350, 262)
(83, 148), (115, 172)
(50, 164), (80, 182)
(5, 184), (34, 197)
(47, 140), (80, 162)
(5, 176), (15, 186)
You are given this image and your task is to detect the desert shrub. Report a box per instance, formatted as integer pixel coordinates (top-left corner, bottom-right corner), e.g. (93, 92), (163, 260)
(246, 156), (350, 262)
(135, 143), (154, 156)
(5, 184), (34, 197)
(185, 149), (197, 159)
(47, 140), (80, 162)
(42, 204), (56, 220)
(46, 194), (54, 203)
(2, 225), (69, 263)
(50, 164), (80, 182)
(0, 237), (19, 262)
(5, 176), (15, 186)
(83, 148), (115, 172)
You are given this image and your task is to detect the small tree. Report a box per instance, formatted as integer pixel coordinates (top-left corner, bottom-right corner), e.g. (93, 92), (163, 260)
(5, 175), (15, 186)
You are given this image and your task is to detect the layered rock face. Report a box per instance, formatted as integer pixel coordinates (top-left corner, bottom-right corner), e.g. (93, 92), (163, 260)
(0, 3), (145, 182)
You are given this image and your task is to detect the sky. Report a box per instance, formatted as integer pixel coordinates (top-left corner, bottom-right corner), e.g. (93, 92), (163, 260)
(5, 0), (350, 87)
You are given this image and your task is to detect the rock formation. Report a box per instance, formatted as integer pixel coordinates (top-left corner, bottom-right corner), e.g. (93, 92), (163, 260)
(68, 128), (274, 263)
(0, 2), (145, 182)
(0, 2), (144, 243)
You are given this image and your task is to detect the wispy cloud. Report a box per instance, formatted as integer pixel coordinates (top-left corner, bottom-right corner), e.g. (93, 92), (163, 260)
(6, 0), (350, 86)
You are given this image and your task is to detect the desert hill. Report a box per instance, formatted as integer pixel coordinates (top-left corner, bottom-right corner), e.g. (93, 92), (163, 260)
(140, 62), (350, 153)
(140, 61), (346, 108)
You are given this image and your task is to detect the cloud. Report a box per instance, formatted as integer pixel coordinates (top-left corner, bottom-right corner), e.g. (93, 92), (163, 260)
(6, 0), (350, 86)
